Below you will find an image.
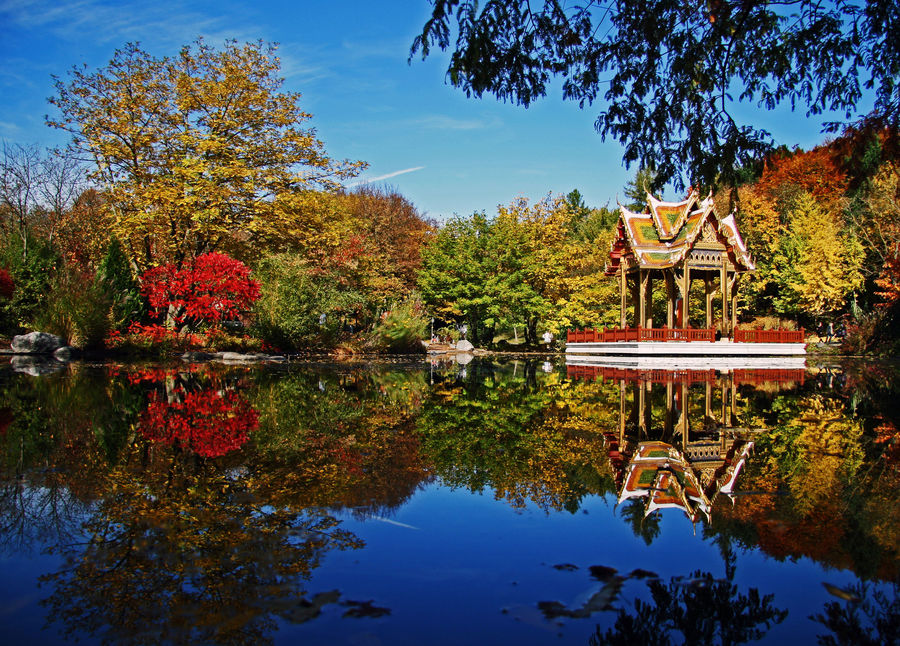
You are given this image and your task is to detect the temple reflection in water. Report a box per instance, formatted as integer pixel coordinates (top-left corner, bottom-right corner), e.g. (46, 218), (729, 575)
(568, 362), (806, 525)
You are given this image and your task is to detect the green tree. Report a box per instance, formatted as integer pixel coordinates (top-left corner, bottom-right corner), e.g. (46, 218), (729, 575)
(417, 213), (495, 344)
(0, 233), (60, 331)
(96, 238), (144, 331)
(48, 39), (365, 270)
(419, 196), (620, 344)
(253, 252), (371, 350)
(623, 168), (659, 211)
(411, 1), (899, 190)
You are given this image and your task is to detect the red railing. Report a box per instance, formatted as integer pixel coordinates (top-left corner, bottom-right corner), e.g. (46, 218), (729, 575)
(567, 327), (715, 343)
(567, 326), (806, 344)
(566, 364), (806, 385)
(733, 327), (805, 343)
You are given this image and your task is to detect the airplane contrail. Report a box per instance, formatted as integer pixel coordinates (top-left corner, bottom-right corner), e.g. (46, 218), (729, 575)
(349, 166), (425, 186)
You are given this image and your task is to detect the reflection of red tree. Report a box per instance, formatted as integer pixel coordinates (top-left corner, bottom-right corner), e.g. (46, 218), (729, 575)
(139, 390), (258, 458)
(0, 407), (12, 437)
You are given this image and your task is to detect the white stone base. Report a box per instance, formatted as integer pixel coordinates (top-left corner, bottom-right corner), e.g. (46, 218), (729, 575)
(565, 353), (807, 371)
(566, 339), (806, 357)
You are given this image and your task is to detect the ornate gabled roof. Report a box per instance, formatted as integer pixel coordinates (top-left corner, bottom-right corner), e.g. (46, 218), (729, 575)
(616, 441), (712, 523)
(647, 191), (697, 241)
(605, 190), (755, 275)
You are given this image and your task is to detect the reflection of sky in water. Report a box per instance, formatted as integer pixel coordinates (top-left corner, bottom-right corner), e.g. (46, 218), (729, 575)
(0, 360), (895, 644)
(296, 484), (869, 645)
(3, 480), (872, 645)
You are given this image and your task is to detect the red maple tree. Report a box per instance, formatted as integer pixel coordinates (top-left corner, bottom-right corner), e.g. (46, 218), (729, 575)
(0, 268), (14, 300)
(140, 252), (260, 330)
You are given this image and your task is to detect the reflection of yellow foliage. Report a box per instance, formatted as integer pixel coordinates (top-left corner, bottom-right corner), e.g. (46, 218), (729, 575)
(489, 379), (622, 511)
(787, 395), (863, 515)
(42, 449), (365, 645)
(864, 466), (900, 563)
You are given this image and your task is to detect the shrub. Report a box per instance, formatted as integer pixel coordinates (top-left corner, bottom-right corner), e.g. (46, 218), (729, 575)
(105, 323), (207, 356)
(842, 305), (900, 356)
(252, 253), (369, 350)
(370, 298), (428, 352)
(36, 268), (111, 348)
(743, 316), (798, 331)
(0, 268), (13, 300)
(0, 268), (13, 334)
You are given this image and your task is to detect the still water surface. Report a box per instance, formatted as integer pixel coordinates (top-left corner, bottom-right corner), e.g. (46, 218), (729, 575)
(0, 357), (897, 645)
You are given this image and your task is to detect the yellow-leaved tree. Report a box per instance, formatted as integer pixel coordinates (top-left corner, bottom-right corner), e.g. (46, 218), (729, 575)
(48, 39), (366, 270)
(772, 192), (864, 319)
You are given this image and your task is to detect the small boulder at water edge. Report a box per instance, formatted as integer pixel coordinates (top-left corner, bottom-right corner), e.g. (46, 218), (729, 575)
(11, 332), (64, 354)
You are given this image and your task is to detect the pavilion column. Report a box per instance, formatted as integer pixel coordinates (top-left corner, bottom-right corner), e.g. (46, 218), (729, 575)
(638, 269), (648, 329)
(728, 380), (737, 427)
(638, 378), (647, 436)
(730, 274), (740, 335)
(629, 381), (639, 429)
(665, 271), (675, 328)
(643, 380), (652, 434)
(681, 265), (691, 328)
(704, 380), (713, 425)
(665, 381), (674, 438)
(704, 276), (715, 329)
(721, 379), (728, 425)
(644, 274), (653, 328)
(630, 273), (640, 330)
(619, 379), (627, 444)
(619, 264), (627, 329)
(680, 381), (689, 451)
(720, 260), (730, 337)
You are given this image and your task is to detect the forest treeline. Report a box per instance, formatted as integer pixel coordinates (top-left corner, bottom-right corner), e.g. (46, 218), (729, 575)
(1, 40), (899, 354)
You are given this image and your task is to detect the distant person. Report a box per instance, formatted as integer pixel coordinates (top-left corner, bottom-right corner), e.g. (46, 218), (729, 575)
(826, 322), (834, 343)
(542, 331), (553, 344)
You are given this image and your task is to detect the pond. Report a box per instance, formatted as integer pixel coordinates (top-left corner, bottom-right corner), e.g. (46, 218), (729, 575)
(0, 356), (897, 645)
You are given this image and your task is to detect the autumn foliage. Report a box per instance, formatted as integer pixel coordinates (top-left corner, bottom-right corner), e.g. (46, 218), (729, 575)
(0, 268), (13, 299)
(138, 389), (258, 458)
(754, 145), (849, 212)
(141, 252), (260, 330)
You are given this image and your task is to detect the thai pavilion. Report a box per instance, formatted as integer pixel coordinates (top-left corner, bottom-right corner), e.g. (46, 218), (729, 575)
(605, 189), (755, 336)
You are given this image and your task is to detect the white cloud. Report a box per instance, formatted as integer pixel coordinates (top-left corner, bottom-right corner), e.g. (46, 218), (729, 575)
(0, 121), (23, 135)
(0, 0), (254, 48)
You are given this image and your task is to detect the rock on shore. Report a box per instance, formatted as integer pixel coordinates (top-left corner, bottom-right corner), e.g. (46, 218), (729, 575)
(11, 332), (64, 354)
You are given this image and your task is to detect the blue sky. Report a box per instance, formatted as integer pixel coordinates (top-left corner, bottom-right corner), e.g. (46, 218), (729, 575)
(0, 0), (843, 220)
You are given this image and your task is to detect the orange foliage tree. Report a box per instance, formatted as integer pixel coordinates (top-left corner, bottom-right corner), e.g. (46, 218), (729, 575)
(754, 145), (849, 214)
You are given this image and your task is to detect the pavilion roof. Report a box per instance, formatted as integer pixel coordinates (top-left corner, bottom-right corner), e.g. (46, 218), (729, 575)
(615, 440), (755, 526)
(606, 190), (755, 274)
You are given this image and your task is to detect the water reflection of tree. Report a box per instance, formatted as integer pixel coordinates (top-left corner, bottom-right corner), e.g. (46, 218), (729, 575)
(590, 550), (787, 646)
(812, 581), (900, 646)
(617, 498), (661, 546)
(709, 381), (900, 581)
(40, 459), (362, 645)
(0, 366), (142, 554)
(417, 365), (618, 512)
(0, 365), (394, 644)
(249, 368), (431, 514)
(0, 479), (88, 556)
